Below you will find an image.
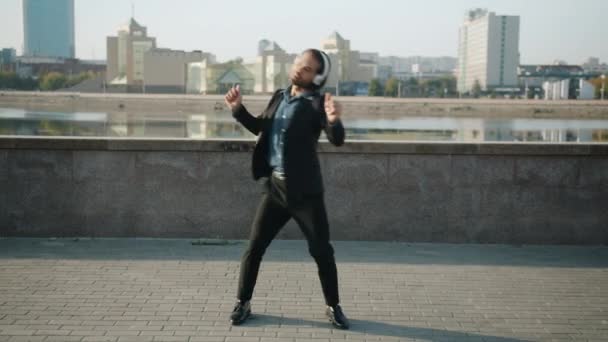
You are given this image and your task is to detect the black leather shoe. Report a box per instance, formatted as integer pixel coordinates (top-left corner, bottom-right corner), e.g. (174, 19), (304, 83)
(326, 304), (349, 329)
(230, 300), (251, 325)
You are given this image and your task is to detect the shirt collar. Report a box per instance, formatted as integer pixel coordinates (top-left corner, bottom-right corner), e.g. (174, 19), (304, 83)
(283, 85), (317, 102)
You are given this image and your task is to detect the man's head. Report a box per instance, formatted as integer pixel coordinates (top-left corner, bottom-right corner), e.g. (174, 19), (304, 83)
(289, 49), (331, 90)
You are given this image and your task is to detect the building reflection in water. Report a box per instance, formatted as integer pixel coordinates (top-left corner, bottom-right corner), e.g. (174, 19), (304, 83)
(1, 108), (608, 143)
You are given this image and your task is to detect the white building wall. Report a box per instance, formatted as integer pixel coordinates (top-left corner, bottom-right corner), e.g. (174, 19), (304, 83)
(458, 10), (520, 92)
(559, 79), (570, 99)
(579, 79), (595, 100)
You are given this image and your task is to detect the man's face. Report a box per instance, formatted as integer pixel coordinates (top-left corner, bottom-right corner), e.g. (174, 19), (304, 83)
(289, 51), (321, 89)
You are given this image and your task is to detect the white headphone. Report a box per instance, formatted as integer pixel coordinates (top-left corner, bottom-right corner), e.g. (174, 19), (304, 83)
(313, 51), (331, 87)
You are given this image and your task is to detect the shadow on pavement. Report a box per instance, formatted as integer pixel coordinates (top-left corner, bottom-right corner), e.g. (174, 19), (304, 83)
(1, 237), (607, 268)
(242, 314), (531, 342)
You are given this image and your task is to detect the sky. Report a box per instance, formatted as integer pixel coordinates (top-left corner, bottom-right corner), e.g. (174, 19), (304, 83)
(1, 0), (607, 64)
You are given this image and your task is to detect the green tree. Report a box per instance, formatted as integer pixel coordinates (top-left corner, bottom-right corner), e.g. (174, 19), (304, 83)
(588, 76), (607, 99)
(0, 72), (19, 89)
(368, 79), (384, 96)
(18, 76), (38, 90)
(404, 77), (419, 97)
(226, 57), (244, 66)
(64, 71), (96, 88)
(384, 78), (400, 97)
(438, 76), (457, 97)
(407, 77), (419, 87)
(40, 72), (67, 91)
(472, 79), (482, 98)
(0, 72), (39, 90)
(423, 79), (442, 97)
(526, 88), (535, 99)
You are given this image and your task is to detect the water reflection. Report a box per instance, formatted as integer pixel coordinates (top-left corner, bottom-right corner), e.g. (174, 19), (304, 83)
(1, 108), (607, 143)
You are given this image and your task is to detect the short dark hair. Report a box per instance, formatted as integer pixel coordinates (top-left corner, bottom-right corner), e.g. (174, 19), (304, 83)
(302, 48), (330, 89)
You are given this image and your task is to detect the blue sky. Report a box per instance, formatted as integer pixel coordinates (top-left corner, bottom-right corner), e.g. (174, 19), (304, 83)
(1, 0), (607, 64)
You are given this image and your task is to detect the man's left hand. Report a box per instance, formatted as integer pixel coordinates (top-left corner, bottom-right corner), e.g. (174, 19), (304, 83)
(324, 93), (341, 125)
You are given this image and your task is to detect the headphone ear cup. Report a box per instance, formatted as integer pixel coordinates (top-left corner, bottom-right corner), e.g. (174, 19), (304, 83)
(313, 75), (322, 86)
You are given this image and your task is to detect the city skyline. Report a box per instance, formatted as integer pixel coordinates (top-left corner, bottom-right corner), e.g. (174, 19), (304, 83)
(1, 0), (607, 64)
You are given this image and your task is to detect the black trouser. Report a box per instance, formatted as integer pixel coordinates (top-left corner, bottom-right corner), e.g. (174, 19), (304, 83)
(236, 174), (340, 307)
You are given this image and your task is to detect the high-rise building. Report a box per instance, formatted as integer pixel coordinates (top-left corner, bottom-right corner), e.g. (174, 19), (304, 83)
(0, 48), (17, 72)
(249, 40), (295, 93)
(457, 9), (520, 93)
(321, 32), (377, 89)
(23, 0), (75, 58)
(106, 18), (156, 86)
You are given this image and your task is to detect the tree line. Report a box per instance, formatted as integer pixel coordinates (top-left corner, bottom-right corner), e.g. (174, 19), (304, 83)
(0, 71), (97, 91)
(368, 76), (458, 98)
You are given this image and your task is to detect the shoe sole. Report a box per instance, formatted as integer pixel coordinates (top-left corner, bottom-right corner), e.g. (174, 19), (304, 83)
(230, 310), (251, 326)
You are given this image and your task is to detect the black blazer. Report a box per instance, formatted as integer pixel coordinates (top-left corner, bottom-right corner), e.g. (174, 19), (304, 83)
(232, 89), (345, 201)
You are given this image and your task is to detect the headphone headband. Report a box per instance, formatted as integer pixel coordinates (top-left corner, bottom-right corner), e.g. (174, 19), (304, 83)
(313, 51), (331, 86)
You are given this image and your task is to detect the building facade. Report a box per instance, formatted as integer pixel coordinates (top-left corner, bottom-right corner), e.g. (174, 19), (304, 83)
(0, 48), (17, 71)
(143, 49), (215, 93)
(250, 40), (296, 94)
(321, 32), (378, 91)
(457, 9), (520, 93)
(23, 0), (75, 58)
(106, 18), (156, 88)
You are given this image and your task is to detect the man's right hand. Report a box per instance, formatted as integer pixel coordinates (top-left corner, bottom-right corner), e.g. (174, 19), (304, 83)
(224, 84), (242, 111)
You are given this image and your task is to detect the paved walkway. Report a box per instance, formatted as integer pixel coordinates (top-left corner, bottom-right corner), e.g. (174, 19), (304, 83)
(0, 238), (607, 342)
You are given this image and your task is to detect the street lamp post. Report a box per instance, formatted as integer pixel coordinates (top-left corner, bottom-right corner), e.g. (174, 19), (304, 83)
(601, 74), (606, 101)
(398, 80), (401, 98)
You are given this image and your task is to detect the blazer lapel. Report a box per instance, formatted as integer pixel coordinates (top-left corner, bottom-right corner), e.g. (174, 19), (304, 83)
(255, 91), (283, 146)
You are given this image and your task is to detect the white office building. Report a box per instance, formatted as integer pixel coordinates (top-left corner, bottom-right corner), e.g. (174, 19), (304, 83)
(457, 9), (520, 93)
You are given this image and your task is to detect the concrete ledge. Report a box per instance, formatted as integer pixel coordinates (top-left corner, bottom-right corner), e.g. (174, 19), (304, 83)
(1, 137), (607, 245)
(2, 136), (608, 155)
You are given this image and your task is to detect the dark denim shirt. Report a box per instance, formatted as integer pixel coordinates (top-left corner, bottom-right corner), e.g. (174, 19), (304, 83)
(268, 86), (316, 175)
